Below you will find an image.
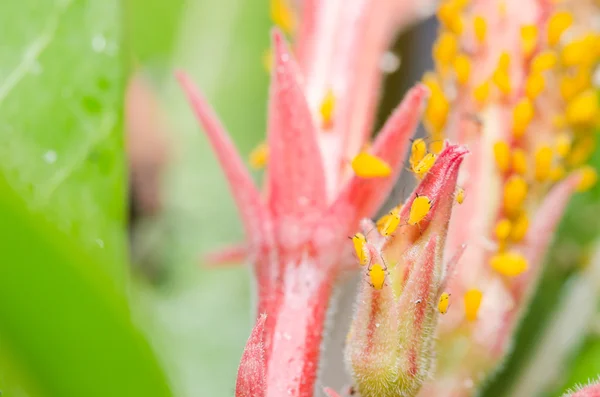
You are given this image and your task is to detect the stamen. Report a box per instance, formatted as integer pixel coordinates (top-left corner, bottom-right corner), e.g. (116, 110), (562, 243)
(555, 133), (572, 158)
(319, 89), (336, 130)
(503, 175), (528, 215)
(493, 141), (511, 173)
(473, 81), (490, 104)
(520, 25), (538, 57)
(534, 145), (553, 181)
(490, 251), (528, 277)
(512, 98), (535, 138)
(531, 51), (557, 73)
(351, 152), (392, 178)
(525, 73), (545, 99)
(473, 15), (487, 43)
(270, 0), (297, 35)
(511, 148), (528, 176)
(464, 289), (483, 321)
(576, 165), (598, 192)
(566, 89), (599, 126)
(433, 32), (459, 68)
(547, 11), (573, 47)
(510, 212), (529, 242)
(454, 54), (471, 85)
(495, 218), (512, 241)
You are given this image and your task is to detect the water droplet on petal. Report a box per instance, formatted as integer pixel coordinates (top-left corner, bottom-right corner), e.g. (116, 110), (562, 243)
(95, 238), (105, 248)
(92, 34), (107, 52)
(379, 51), (400, 74)
(43, 150), (57, 164)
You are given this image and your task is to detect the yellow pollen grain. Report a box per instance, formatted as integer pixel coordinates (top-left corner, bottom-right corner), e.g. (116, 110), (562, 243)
(511, 148), (528, 176)
(456, 186), (465, 204)
(498, 52), (511, 71)
(568, 136), (596, 167)
(319, 89), (336, 130)
(547, 11), (573, 46)
(473, 15), (487, 43)
(520, 25), (538, 57)
(249, 142), (269, 169)
(270, 0), (297, 35)
(380, 207), (401, 236)
(531, 51), (557, 73)
(413, 153), (437, 179)
(454, 54), (471, 84)
(560, 68), (592, 102)
(433, 31), (459, 68)
(566, 90), (599, 126)
(555, 133), (571, 157)
(534, 145), (553, 181)
(510, 212), (529, 242)
(438, 3), (464, 35)
(490, 251), (529, 277)
(351, 152), (392, 178)
(464, 289), (483, 321)
(473, 81), (490, 104)
(409, 195), (432, 225)
(424, 80), (450, 134)
(525, 73), (545, 99)
(352, 233), (368, 266)
(561, 35), (597, 67)
(369, 264), (386, 290)
(410, 139), (428, 169)
(550, 165), (566, 181)
(576, 166), (598, 192)
(503, 175), (528, 214)
(438, 292), (451, 314)
(512, 98), (535, 138)
(495, 218), (512, 241)
(493, 141), (511, 173)
(493, 70), (511, 95)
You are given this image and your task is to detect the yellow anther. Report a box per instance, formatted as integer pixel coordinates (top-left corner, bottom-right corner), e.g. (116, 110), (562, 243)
(369, 264), (387, 290)
(473, 81), (490, 104)
(520, 25), (538, 57)
(425, 88), (450, 134)
(249, 142), (269, 169)
(525, 73), (545, 99)
(473, 15), (487, 43)
(493, 70), (511, 95)
(510, 212), (529, 242)
(433, 31), (459, 67)
(379, 207), (401, 237)
(412, 153), (437, 179)
(319, 89), (336, 130)
(555, 133), (571, 157)
(566, 90), (599, 126)
(560, 68), (592, 102)
(498, 52), (511, 71)
(568, 136), (596, 167)
(263, 48), (274, 73)
(408, 195), (432, 225)
(453, 53), (471, 85)
(547, 11), (573, 46)
(503, 175), (528, 214)
(351, 152), (392, 178)
(495, 218), (512, 241)
(576, 166), (598, 192)
(512, 98), (535, 138)
(455, 186), (465, 204)
(531, 51), (557, 73)
(534, 145), (553, 181)
(552, 115), (567, 129)
(438, 292), (451, 314)
(409, 139), (427, 169)
(490, 251), (528, 277)
(511, 148), (528, 176)
(493, 141), (511, 173)
(464, 289), (483, 321)
(352, 233), (368, 266)
(561, 35), (597, 67)
(438, 3), (464, 35)
(270, 0), (297, 34)
(550, 165), (566, 182)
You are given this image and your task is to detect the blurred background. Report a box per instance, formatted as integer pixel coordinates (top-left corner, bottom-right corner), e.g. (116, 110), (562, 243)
(1, 1), (600, 397)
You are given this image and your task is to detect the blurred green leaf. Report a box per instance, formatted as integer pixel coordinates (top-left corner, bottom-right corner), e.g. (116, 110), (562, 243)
(0, 174), (173, 397)
(129, 0), (271, 396)
(0, 0), (127, 282)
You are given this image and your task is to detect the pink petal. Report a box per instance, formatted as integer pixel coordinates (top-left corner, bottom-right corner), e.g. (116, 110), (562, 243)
(176, 72), (269, 246)
(236, 314), (267, 397)
(267, 30), (327, 220)
(571, 384), (600, 397)
(327, 84), (428, 232)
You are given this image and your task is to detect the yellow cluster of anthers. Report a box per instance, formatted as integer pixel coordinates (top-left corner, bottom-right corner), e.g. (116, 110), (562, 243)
(428, 0), (600, 321)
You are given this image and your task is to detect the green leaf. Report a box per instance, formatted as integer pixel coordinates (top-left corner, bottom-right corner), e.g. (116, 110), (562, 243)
(0, 174), (173, 397)
(0, 0), (127, 282)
